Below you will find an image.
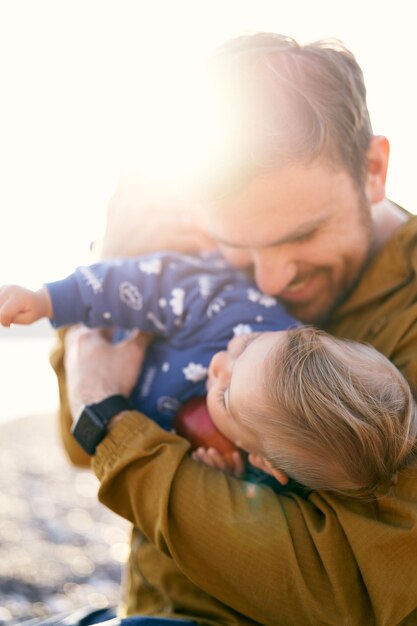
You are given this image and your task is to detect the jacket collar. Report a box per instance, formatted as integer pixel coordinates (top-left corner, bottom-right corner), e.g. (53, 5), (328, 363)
(328, 212), (417, 320)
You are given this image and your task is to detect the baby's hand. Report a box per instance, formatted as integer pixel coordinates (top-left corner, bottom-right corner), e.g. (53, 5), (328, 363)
(0, 285), (52, 327)
(192, 447), (245, 478)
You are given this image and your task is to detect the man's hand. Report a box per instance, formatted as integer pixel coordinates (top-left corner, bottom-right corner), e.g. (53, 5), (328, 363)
(96, 176), (215, 259)
(0, 285), (52, 327)
(64, 326), (150, 420)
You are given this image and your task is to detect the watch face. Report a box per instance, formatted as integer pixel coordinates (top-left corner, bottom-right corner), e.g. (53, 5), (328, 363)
(71, 407), (107, 456)
(71, 395), (132, 455)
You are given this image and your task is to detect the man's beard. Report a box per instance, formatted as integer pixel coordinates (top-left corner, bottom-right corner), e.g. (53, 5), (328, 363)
(317, 196), (377, 325)
(287, 196), (376, 325)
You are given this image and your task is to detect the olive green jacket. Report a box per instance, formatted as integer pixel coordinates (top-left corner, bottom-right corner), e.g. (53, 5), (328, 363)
(50, 214), (417, 626)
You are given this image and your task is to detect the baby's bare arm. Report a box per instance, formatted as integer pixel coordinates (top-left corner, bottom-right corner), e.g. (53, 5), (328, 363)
(0, 285), (53, 327)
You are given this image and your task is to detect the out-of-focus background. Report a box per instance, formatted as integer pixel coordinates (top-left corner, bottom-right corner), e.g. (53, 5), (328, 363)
(0, 0), (416, 622)
(1, 0), (417, 426)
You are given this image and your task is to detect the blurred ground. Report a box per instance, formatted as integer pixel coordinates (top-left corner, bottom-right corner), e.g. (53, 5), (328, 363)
(0, 413), (130, 624)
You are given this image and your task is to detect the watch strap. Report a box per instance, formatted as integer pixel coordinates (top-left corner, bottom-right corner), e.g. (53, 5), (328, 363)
(89, 394), (132, 424)
(71, 394), (132, 456)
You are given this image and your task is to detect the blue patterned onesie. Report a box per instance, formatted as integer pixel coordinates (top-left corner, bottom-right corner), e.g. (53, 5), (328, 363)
(47, 251), (299, 430)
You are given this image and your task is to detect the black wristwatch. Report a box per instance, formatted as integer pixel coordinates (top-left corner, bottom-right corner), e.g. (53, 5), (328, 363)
(71, 394), (132, 455)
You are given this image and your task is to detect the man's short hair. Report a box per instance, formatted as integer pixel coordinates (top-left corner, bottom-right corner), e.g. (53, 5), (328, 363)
(205, 33), (373, 198)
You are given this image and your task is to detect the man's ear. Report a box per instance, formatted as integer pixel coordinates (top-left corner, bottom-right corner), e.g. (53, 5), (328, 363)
(365, 135), (390, 204)
(248, 454), (288, 485)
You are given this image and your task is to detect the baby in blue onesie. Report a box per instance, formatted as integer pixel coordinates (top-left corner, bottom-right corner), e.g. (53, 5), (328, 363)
(0, 250), (298, 487)
(42, 250), (299, 430)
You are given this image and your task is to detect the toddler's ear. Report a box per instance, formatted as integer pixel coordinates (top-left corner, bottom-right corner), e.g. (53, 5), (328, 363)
(248, 454), (288, 485)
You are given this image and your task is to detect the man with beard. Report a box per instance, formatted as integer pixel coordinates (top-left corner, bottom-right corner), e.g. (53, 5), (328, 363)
(50, 33), (417, 625)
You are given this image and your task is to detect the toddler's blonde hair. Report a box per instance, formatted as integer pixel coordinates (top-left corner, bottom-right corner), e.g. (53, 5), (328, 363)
(250, 327), (417, 498)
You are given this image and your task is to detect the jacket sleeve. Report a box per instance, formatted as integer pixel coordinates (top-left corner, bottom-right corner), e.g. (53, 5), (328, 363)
(49, 329), (91, 467)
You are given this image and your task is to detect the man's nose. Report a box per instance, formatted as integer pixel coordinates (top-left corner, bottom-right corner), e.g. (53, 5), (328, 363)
(251, 248), (297, 296)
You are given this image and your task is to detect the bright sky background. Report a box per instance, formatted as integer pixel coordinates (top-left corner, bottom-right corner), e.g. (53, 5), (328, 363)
(0, 0), (416, 290)
(0, 0), (416, 421)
